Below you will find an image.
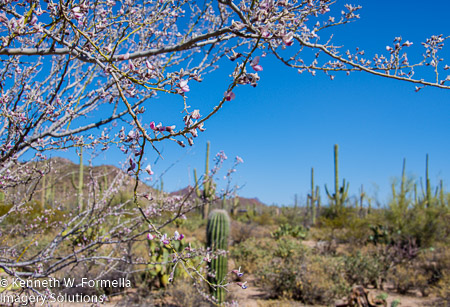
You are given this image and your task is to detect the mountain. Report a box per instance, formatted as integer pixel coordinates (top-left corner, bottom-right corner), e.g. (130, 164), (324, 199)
(2, 157), (155, 206)
(170, 186), (267, 211)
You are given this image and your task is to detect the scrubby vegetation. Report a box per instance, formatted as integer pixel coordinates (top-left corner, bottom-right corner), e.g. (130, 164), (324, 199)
(0, 148), (448, 307)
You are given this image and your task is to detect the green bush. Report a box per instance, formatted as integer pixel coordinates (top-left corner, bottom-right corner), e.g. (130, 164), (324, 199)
(257, 253), (350, 305)
(343, 251), (384, 287)
(271, 223), (307, 240)
(230, 237), (275, 274)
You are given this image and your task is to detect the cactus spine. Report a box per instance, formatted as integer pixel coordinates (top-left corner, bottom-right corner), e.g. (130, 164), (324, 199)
(71, 147), (84, 212)
(194, 141), (216, 219)
(325, 144), (349, 214)
(206, 209), (230, 305)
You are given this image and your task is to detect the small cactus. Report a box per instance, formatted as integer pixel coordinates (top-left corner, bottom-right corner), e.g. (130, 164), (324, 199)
(206, 209), (230, 304)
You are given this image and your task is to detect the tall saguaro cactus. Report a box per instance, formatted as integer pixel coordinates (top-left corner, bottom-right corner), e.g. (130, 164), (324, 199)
(194, 141), (216, 219)
(425, 154), (431, 208)
(307, 168), (319, 224)
(325, 144), (349, 214)
(206, 209), (230, 305)
(71, 146), (84, 212)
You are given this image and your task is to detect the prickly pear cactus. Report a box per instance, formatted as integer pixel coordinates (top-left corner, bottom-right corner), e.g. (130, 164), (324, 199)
(206, 209), (230, 304)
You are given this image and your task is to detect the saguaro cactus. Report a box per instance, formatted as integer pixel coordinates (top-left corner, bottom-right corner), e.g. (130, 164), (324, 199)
(194, 141), (216, 219)
(359, 184), (365, 216)
(71, 146), (84, 212)
(425, 154), (432, 208)
(325, 144), (349, 214)
(307, 167), (320, 224)
(206, 209), (230, 304)
(231, 193), (240, 216)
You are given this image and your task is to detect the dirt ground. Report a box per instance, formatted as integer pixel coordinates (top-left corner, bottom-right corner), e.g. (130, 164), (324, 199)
(228, 276), (440, 307)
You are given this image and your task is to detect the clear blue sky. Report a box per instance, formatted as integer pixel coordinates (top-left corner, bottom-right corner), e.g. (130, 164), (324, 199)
(60, 1), (450, 206)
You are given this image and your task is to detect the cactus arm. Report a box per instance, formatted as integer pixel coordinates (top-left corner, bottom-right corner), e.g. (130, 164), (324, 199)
(324, 184), (333, 200)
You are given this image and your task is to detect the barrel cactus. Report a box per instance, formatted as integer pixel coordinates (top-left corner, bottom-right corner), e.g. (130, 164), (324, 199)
(206, 209), (230, 304)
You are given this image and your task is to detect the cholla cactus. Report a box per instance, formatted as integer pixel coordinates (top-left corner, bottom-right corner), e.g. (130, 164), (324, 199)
(206, 209), (230, 304)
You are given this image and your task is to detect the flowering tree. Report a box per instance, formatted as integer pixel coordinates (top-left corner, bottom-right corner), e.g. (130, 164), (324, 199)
(0, 0), (448, 303)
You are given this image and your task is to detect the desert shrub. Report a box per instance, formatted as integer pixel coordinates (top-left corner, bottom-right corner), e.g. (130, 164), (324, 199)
(316, 208), (374, 244)
(230, 220), (271, 245)
(257, 253), (350, 305)
(343, 251), (384, 287)
(230, 236), (306, 274)
(271, 223), (307, 240)
(389, 262), (430, 295)
(180, 213), (206, 232)
(386, 246), (449, 295)
(230, 237), (275, 274)
(253, 211), (278, 226)
(434, 271), (450, 306)
(273, 237), (308, 258)
(164, 280), (210, 307)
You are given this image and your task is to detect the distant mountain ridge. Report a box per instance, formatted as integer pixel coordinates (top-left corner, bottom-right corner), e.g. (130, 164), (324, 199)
(170, 186), (267, 209)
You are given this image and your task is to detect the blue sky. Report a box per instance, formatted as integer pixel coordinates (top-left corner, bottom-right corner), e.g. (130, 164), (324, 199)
(62, 1), (449, 206)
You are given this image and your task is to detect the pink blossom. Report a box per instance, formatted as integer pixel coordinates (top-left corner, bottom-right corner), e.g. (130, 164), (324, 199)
(191, 109), (201, 119)
(165, 125), (175, 133)
(198, 122), (206, 132)
(179, 80), (190, 92)
(145, 60), (154, 70)
(156, 123), (165, 131)
(403, 40), (413, 47)
(235, 156), (244, 164)
(225, 91), (236, 101)
(232, 266), (244, 277)
(145, 165), (154, 175)
(72, 7), (84, 20)
(0, 13), (8, 24)
(237, 281), (248, 289)
(160, 234), (170, 245)
(251, 56), (263, 71)
(147, 233), (154, 240)
(150, 121), (156, 130)
(118, 53), (130, 60)
(231, 20), (245, 31)
(283, 32), (294, 46)
(127, 158), (136, 172)
(174, 231), (184, 240)
(260, 26), (271, 38)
